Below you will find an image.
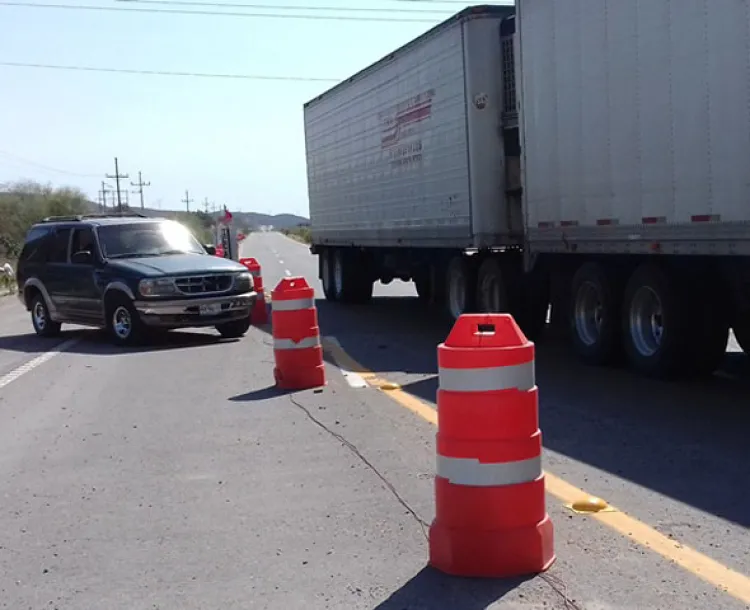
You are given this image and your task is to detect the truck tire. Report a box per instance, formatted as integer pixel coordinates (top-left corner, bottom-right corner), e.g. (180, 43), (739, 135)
(333, 249), (372, 304)
(30, 292), (62, 338)
(445, 256), (475, 321)
(570, 262), (622, 365)
(476, 258), (510, 314)
(106, 293), (145, 347)
(621, 264), (688, 378)
(320, 249), (337, 301)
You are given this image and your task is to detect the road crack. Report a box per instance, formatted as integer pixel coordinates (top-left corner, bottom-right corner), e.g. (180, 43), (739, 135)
(287, 394), (429, 542)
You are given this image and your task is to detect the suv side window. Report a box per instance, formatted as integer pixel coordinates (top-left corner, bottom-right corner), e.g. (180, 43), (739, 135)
(70, 227), (96, 262)
(48, 228), (72, 264)
(20, 226), (52, 263)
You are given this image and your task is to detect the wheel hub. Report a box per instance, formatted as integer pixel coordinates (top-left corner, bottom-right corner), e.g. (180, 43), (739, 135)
(574, 281), (604, 347)
(113, 306), (132, 339)
(629, 286), (664, 357)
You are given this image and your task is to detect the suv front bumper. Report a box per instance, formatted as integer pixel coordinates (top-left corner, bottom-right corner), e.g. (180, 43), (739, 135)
(133, 291), (257, 327)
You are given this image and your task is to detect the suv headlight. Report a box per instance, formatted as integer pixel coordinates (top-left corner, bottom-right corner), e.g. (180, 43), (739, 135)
(234, 271), (253, 292)
(139, 277), (177, 297)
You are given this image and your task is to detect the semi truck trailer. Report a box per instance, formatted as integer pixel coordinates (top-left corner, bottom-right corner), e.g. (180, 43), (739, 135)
(302, 1), (750, 379)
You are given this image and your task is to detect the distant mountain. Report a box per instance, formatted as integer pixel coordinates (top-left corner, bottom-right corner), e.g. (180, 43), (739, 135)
(229, 211), (309, 230)
(93, 206), (308, 230)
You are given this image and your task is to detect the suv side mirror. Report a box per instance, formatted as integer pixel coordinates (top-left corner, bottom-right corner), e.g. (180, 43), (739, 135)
(71, 250), (93, 265)
(203, 244), (216, 256)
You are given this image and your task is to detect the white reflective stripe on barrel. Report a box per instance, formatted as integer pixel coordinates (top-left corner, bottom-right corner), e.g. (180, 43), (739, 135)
(438, 360), (534, 392)
(272, 297), (315, 311)
(274, 336), (320, 350)
(436, 454), (541, 487)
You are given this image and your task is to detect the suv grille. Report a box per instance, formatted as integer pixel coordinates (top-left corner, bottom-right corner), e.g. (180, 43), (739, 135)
(175, 274), (233, 295)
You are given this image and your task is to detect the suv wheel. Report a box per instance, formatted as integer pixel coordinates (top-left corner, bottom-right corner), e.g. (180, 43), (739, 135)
(107, 296), (144, 346)
(216, 316), (251, 339)
(30, 293), (61, 338)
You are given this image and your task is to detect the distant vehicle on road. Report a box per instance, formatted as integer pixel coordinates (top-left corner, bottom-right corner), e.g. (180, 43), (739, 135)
(15, 213), (257, 345)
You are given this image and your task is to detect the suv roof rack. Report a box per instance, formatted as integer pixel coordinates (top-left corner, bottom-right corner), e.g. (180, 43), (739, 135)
(40, 212), (150, 223)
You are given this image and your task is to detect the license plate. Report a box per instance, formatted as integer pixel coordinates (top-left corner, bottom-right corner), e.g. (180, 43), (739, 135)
(199, 303), (222, 316)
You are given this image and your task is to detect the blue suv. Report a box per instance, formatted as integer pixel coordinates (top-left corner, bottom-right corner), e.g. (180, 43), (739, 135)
(15, 213), (257, 345)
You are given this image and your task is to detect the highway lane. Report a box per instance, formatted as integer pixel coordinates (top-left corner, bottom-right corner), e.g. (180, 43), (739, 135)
(0, 234), (747, 609)
(244, 230), (750, 607)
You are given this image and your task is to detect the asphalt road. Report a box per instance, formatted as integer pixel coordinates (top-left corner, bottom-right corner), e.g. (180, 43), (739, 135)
(0, 231), (748, 609)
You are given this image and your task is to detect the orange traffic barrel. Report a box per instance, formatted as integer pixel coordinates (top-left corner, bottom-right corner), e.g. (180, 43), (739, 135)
(429, 313), (555, 578)
(239, 257), (268, 324)
(271, 277), (325, 390)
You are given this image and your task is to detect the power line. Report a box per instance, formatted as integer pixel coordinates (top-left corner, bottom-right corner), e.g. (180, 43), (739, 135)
(117, 0), (452, 14)
(0, 149), (101, 177)
(0, 61), (340, 82)
(0, 2), (441, 22)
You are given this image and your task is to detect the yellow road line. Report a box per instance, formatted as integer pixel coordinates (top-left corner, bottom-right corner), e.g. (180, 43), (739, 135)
(322, 338), (750, 605)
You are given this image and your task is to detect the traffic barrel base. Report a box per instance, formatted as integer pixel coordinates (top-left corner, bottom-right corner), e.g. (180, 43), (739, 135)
(429, 476), (554, 577)
(428, 313), (555, 578)
(271, 277), (326, 390)
(252, 289), (269, 325)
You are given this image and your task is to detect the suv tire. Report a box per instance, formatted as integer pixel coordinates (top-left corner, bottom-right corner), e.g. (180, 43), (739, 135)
(106, 294), (144, 346)
(30, 293), (62, 338)
(216, 316), (251, 339)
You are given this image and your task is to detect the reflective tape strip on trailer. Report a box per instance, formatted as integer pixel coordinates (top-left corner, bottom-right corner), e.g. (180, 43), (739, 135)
(436, 454), (542, 487)
(438, 361), (535, 393)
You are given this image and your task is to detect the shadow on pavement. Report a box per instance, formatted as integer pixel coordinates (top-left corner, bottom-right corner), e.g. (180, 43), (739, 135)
(374, 566), (530, 610)
(249, 293), (750, 528)
(229, 385), (291, 402)
(0, 328), (233, 356)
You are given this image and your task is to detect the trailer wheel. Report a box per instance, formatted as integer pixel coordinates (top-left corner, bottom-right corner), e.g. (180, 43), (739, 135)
(333, 249), (372, 304)
(621, 264), (688, 378)
(570, 262), (622, 365)
(320, 249), (337, 301)
(476, 258), (510, 314)
(445, 256), (475, 321)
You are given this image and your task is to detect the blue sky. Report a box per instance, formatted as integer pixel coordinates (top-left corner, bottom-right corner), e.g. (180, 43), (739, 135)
(0, 1), (508, 217)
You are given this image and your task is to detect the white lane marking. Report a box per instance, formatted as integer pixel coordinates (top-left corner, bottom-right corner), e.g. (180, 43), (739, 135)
(278, 259), (284, 265)
(0, 338), (80, 391)
(322, 336), (369, 389)
(284, 269), (291, 277)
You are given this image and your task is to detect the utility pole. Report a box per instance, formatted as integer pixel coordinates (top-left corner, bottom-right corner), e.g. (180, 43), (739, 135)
(130, 171), (151, 210)
(203, 197), (210, 214)
(99, 181), (108, 209)
(106, 157), (129, 213)
(182, 190), (194, 213)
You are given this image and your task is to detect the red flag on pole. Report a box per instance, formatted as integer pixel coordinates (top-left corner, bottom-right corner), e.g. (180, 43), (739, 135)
(223, 206), (233, 222)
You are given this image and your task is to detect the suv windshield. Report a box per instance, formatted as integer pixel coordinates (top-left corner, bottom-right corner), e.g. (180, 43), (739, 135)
(97, 220), (206, 259)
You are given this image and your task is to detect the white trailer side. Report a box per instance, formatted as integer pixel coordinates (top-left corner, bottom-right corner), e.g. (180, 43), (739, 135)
(518, 0), (750, 256)
(303, 6), (517, 250)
